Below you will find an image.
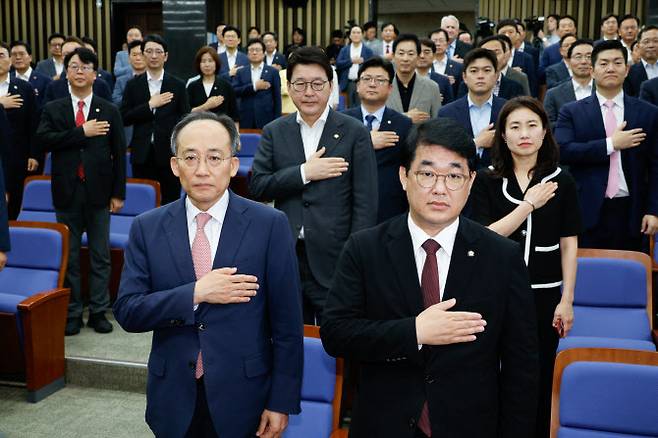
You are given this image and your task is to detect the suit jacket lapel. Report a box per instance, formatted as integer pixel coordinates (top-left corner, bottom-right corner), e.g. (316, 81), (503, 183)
(214, 191), (249, 269)
(89, 96), (104, 121)
(442, 218), (479, 302)
(317, 110), (344, 154)
(458, 98), (473, 134)
(63, 96), (76, 127)
(283, 115), (306, 163)
(583, 95), (607, 139)
(164, 198), (196, 284)
(390, 79), (403, 111)
(385, 215), (423, 316)
(409, 76), (423, 109)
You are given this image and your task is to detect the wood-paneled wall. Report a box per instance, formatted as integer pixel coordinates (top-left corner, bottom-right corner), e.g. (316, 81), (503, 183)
(0, 0), (113, 70)
(223, 0), (371, 49)
(479, 0), (644, 40)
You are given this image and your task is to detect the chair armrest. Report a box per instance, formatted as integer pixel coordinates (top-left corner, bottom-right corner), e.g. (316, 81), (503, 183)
(330, 429), (349, 438)
(17, 288), (69, 312)
(652, 329), (658, 347)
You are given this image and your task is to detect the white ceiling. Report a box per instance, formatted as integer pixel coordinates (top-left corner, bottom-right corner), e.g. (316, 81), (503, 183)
(377, 0), (478, 14)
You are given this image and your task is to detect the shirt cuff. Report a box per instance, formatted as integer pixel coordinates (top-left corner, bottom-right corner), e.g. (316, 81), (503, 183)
(253, 82), (258, 92)
(300, 164), (310, 185)
(606, 137), (614, 155)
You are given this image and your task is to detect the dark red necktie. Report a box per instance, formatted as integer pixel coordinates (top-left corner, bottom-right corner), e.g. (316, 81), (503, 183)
(418, 238), (441, 436)
(75, 101), (86, 180)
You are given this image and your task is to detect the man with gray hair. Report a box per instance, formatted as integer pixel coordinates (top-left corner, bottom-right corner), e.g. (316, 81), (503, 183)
(440, 14), (472, 62)
(114, 111), (304, 438)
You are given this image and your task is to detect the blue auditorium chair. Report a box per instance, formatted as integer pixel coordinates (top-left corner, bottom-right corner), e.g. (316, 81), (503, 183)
(17, 176), (56, 223)
(551, 348), (658, 438)
(558, 249), (657, 353)
(0, 221), (70, 402)
(284, 325), (346, 438)
(44, 151), (133, 178)
(237, 131), (261, 179)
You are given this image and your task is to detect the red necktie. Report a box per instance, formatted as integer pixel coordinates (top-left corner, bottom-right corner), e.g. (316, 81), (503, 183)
(192, 213), (212, 379)
(75, 101), (86, 180)
(418, 239), (441, 436)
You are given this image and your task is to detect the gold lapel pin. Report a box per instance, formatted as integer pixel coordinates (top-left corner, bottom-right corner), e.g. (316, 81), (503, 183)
(467, 250), (475, 257)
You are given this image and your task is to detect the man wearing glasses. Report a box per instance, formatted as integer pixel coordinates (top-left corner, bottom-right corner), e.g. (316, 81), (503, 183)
(321, 117), (539, 438)
(36, 33), (66, 80)
(342, 57), (412, 223)
(115, 111), (303, 438)
(121, 34), (190, 205)
(250, 46), (377, 325)
(37, 47), (126, 336)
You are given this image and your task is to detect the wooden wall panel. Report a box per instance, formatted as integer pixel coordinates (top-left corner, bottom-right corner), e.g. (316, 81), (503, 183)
(478, 0), (644, 40)
(0, 0), (113, 70)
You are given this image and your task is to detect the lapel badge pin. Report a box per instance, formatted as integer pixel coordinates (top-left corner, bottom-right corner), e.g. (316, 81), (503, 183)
(467, 250), (475, 257)
(333, 133), (340, 139)
(387, 120), (391, 124)
(95, 108), (100, 112)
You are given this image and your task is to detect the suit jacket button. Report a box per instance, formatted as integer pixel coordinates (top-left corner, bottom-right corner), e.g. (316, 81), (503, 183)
(170, 319), (177, 326)
(197, 323), (206, 331)
(408, 417), (416, 429)
(425, 375), (434, 384)
(303, 201), (310, 207)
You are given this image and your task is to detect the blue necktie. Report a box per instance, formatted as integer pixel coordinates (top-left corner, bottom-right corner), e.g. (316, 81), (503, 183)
(365, 114), (376, 131)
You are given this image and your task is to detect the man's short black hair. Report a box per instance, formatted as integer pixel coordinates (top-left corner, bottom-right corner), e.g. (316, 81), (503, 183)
(48, 33), (66, 44)
(591, 39), (628, 66)
(170, 112), (239, 156)
(558, 15), (577, 28)
(363, 21), (377, 32)
(462, 47), (498, 72)
(638, 25), (658, 42)
(381, 22), (399, 35)
(358, 57), (395, 82)
(246, 38), (265, 52)
(262, 31), (278, 40)
(248, 26), (261, 34)
(141, 34), (168, 53)
(127, 40), (143, 52)
(516, 21), (526, 31)
(428, 28), (449, 41)
(478, 35), (507, 53)
(286, 46), (333, 82)
(402, 118), (476, 172)
(0, 42), (9, 55)
(547, 14), (560, 22)
(64, 47), (98, 71)
(222, 25), (241, 39)
(10, 40), (31, 55)
(81, 36), (97, 52)
(560, 33), (577, 47)
(496, 19), (519, 33)
(420, 38), (436, 53)
(393, 33), (420, 55)
(330, 29), (344, 39)
(567, 39), (594, 58)
(600, 13), (618, 26)
(619, 14), (640, 27)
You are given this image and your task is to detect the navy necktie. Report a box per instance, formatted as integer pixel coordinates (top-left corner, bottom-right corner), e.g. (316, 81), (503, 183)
(365, 114), (376, 131)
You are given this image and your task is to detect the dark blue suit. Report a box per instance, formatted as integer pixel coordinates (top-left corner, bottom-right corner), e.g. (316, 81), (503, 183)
(521, 42), (539, 69)
(432, 61), (463, 95)
(438, 95), (507, 169)
(458, 75), (523, 101)
(512, 50), (538, 96)
(218, 51), (249, 79)
(267, 51), (287, 69)
(233, 64), (282, 129)
(427, 71), (454, 104)
(545, 61), (570, 89)
(335, 44), (375, 91)
(623, 62), (649, 97)
(114, 192), (303, 438)
(639, 76), (658, 106)
(10, 69), (52, 107)
(554, 94), (658, 239)
(539, 42), (562, 81)
(43, 76), (112, 104)
(341, 106), (412, 222)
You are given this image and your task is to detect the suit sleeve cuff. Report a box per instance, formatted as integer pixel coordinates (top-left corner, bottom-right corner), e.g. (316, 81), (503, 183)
(606, 137), (614, 155)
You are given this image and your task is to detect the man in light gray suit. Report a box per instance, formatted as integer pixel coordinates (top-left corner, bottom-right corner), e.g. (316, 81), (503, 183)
(544, 39), (594, 126)
(250, 47), (378, 325)
(386, 34), (441, 123)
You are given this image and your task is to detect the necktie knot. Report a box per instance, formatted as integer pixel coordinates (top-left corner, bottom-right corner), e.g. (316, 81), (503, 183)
(604, 100), (615, 110)
(77, 100), (85, 110)
(422, 239), (440, 255)
(196, 212), (212, 230)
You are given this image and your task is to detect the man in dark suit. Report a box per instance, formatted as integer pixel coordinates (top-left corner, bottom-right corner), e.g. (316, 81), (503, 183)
(234, 39), (281, 129)
(121, 34), (190, 204)
(440, 15), (472, 61)
(539, 15), (578, 80)
(9, 40), (52, 107)
(321, 117), (539, 438)
(440, 48), (506, 170)
(0, 42), (40, 219)
(545, 39), (594, 126)
(81, 36), (115, 89)
(594, 13), (619, 46)
(555, 40), (658, 251)
(343, 57), (412, 222)
(43, 37), (113, 104)
(639, 75), (658, 105)
(37, 48), (126, 335)
(466, 36), (524, 100)
(218, 26), (249, 80)
(429, 28), (463, 95)
(516, 21), (540, 69)
(250, 47), (378, 324)
(417, 38), (454, 104)
(623, 25), (658, 96)
(618, 14), (640, 64)
(545, 34), (577, 89)
(262, 32), (287, 70)
(35, 32), (65, 80)
(497, 19), (538, 96)
(114, 111), (303, 438)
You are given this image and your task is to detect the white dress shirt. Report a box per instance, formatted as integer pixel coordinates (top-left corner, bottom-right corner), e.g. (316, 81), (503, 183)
(298, 104), (331, 185)
(642, 59), (658, 80)
(360, 104), (385, 131)
(348, 44), (362, 80)
(597, 90), (629, 197)
(0, 76), (9, 97)
(203, 81), (213, 97)
(70, 92), (93, 121)
(266, 50), (277, 66)
(147, 69), (164, 99)
(572, 78), (593, 101)
(54, 59), (64, 76)
(250, 63), (264, 91)
(226, 50), (238, 70)
(433, 56), (447, 75)
(408, 214), (459, 300)
(507, 49), (516, 69)
(15, 67), (33, 82)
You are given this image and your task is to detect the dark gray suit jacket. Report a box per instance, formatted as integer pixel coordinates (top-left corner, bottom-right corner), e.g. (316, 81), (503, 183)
(639, 77), (658, 107)
(249, 110), (378, 289)
(35, 58), (59, 78)
(544, 79), (595, 127)
(545, 61), (570, 89)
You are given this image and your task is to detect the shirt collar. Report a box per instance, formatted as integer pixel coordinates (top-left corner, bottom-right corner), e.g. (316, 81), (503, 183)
(251, 62), (264, 71)
(185, 189), (230, 227)
(296, 104), (330, 129)
(0, 75), (9, 86)
(147, 69), (164, 82)
(572, 78), (593, 90)
(17, 67), (32, 80)
(596, 90), (624, 108)
(642, 58), (657, 68)
(71, 91), (93, 109)
(467, 93), (493, 109)
(407, 214), (459, 258)
(360, 104), (386, 124)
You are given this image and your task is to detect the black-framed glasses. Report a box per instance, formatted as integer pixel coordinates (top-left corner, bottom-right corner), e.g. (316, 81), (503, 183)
(67, 64), (94, 73)
(358, 76), (390, 85)
(414, 170), (469, 190)
(289, 80), (328, 92)
(176, 152), (232, 169)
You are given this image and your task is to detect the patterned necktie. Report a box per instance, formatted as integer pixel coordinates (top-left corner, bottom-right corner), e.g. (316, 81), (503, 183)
(365, 114), (376, 132)
(386, 44), (390, 54)
(417, 238), (441, 436)
(192, 212), (212, 379)
(75, 101), (86, 180)
(603, 100), (620, 198)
